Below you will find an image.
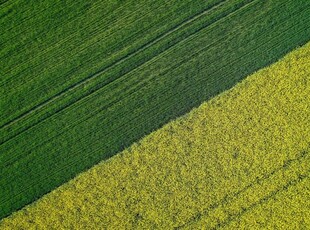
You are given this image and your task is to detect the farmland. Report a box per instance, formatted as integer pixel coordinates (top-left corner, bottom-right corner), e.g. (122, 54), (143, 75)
(1, 0), (310, 220)
(1, 41), (309, 228)
(1, 0), (226, 127)
(222, 177), (310, 229)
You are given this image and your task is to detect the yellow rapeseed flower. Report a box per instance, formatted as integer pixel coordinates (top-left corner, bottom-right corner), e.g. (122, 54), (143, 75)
(1, 42), (310, 229)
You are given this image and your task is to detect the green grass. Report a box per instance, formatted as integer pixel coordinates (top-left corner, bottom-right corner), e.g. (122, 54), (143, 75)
(0, 0), (310, 219)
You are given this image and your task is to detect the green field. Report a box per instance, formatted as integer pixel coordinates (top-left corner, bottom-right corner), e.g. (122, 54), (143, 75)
(1, 0), (225, 127)
(1, 41), (309, 228)
(1, 0), (310, 219)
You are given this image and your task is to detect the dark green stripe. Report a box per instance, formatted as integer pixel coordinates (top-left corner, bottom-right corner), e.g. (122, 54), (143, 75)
(0, 0), (310, 219)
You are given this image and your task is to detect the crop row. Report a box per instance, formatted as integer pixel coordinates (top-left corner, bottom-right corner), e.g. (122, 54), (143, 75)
(0, 0), (245, 143)
(0, 0), (224, 126)
(182, 152), (309, 229)
(0, 0), (310, 219)
(1, 41), (309, 227)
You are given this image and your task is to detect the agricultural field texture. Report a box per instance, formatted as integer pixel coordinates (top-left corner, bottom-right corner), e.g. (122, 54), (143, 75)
(1, 0), (310, 226)
(1, 41), (309, 229)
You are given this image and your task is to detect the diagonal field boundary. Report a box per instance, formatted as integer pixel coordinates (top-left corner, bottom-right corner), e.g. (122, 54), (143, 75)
(0, 0), (282, 169)
(0, 2), (305, 171)
(0, 0), (305, 176)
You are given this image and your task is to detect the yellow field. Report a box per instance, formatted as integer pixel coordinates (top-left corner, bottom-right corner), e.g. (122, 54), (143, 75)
(1, 42), (309, 229)
(222, 176), (310, 229)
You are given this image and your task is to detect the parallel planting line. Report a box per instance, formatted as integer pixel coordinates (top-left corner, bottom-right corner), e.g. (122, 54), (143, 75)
(1, 33), (310, 222)
(216, 175), (309, 230)
(221, 176), (309, 229)
(0, 0), (202, 112)
(0, 16), (304, 188)
(0, 0), (229, 130)
(0, 0), (171, 93)
(0, 0), (302, 170)
(0, 9), (304, 176)
(0, 0), (256, 144)
(1, 0), (308, 219)
(3, 41), (308, 221)
(0, 0), (132, 43)
(0, 0), (163, 80)
(0, 0), (124, 49)
(0, 0), (261, 165)
(176, 149), (310, 229)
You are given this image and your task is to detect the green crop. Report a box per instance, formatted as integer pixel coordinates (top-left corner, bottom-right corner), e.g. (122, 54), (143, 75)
(1, 0), (310, 219)
(1, 40), (309, 229)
